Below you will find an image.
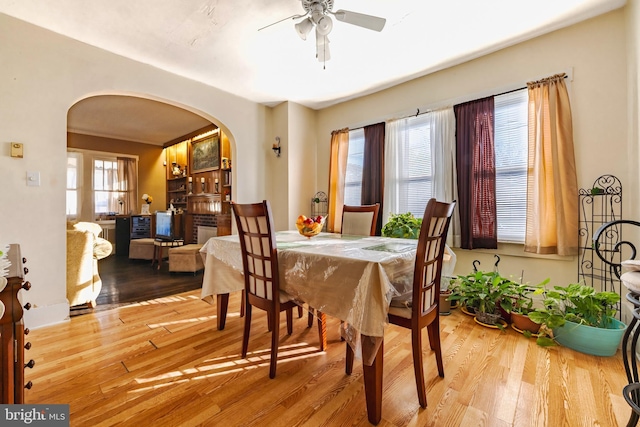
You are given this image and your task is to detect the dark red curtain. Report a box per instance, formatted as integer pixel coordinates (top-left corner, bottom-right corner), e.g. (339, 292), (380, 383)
(454, 97), (497, 249)
(362, 122), (385, 235)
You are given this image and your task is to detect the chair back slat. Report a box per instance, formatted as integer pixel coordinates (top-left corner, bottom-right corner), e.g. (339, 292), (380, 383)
(413, 199), (456, 319)
(232, 201), (279, 303)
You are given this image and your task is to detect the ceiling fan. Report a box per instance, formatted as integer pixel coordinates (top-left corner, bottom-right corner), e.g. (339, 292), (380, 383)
(259, 0), (386, 63)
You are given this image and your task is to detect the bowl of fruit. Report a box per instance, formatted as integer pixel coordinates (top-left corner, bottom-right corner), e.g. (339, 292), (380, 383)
(296, 215), (325, 238)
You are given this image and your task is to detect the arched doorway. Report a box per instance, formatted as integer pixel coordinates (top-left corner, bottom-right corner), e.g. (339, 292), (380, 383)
(66, 94), (236, 312)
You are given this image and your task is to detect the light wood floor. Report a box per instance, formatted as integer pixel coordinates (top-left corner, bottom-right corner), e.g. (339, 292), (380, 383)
(26, 290), (632, 426)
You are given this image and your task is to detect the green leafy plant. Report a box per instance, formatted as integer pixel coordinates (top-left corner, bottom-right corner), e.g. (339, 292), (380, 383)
(510, 278), (549, 315)
(528, 283), (620, 347)
(449, 270), (516, 326)
(381, 212), (422, 239)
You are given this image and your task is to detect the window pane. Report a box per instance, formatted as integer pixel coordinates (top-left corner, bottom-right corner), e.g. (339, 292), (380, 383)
(345, 129), (364, 206)
(494, 89), (528, 243)
(396, 115), (432, 218)
(93, 158), (119, 216)
(67, 190), (77, 216)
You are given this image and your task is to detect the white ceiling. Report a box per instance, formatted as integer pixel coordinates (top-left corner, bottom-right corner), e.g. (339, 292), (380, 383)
(1, 0), (626, 145)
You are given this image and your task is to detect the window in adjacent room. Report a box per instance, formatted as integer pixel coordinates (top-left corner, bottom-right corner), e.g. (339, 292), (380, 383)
(93, 158), (119, 216)
(66, 152), (82, 219)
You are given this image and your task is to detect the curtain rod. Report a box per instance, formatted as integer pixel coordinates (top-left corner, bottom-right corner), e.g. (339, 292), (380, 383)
(348, 74), (568, 131)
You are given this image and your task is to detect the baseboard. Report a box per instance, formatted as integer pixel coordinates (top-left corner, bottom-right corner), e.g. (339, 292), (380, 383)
(22, 302), (70, 330)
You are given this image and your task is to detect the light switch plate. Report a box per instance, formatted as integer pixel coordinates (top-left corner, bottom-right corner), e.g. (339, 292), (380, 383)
(26, 171), (40, 187)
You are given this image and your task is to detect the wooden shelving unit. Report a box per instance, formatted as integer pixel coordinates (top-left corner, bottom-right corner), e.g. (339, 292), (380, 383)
(163, 126), (233, 242)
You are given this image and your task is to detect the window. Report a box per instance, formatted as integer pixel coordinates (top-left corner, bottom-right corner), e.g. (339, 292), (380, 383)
(395, 115), (432, 218)
(66, 152), (81, 218)
(342, 88), (528, 243)
(344, 129), (364, 206)
(93, 158), (120, 215)
(494, 89), (528, 243)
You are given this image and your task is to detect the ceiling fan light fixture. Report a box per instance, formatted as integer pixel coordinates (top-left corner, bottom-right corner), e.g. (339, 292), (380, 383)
(295, 17), (314, 40)
(315, 14), (333, 36)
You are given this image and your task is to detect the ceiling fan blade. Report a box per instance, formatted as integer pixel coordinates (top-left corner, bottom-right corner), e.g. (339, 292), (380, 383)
(333, 9), (386, 32)
(316, 31), (330, 62)
(258, 13), (307, 31)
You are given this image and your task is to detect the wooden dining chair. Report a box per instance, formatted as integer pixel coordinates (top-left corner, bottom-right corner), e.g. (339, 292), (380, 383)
(232, 200), (326, 379)
(345, 198), (456, 408)
(341, 204), (380, 236)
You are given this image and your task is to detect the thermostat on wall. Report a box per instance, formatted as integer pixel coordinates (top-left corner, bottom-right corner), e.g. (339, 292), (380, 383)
(11, 142), (24, 158)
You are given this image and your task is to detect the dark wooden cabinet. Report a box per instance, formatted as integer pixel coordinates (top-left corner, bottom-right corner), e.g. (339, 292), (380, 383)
(115, 216), (131, 256)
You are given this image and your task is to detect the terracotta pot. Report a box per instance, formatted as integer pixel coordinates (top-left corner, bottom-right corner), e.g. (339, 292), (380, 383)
(439, 291), (452, 315)
(511, 311), (541, 334)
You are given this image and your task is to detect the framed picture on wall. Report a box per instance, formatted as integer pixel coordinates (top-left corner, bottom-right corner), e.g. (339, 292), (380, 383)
(191, 135), (220, 173)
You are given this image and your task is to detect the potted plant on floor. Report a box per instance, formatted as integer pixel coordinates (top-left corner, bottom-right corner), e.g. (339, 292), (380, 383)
(509, 279), (548, 336)
(440, 277), (456, 316)
(450, 270), (514, 328)
(528, 283), (627, 356)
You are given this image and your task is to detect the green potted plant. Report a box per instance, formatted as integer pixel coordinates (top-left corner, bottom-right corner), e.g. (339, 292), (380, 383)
(528, 283), (627, 356)
(381, 212), (422, 239)
(439, 277), (456, 315)
(508, 279), (548, 336)
(449, 270), (514, 328)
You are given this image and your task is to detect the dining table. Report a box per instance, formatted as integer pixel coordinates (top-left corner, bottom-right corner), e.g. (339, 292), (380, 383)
(199, 230), (454, 425)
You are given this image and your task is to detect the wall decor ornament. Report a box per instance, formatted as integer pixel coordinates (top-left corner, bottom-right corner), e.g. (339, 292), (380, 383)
(192, 135), (220, 173)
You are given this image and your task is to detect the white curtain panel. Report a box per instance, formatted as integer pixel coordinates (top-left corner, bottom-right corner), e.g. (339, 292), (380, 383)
(382, 118), (406, 226)
(428, 107), (460, 247)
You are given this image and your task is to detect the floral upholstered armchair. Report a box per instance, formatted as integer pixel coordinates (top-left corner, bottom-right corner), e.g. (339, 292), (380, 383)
(66, 222), (113, 308)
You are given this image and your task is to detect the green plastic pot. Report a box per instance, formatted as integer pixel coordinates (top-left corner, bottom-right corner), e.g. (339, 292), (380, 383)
(553, 317), (627, 357)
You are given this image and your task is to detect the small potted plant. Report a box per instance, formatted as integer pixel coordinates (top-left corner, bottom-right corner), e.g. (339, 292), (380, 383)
(528, 283), (627, 356)
(439, 277), (456, 316)
(381, 212), (422, 239)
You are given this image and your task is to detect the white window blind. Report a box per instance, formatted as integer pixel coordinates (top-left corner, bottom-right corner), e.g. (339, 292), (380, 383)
(395, 115), (432, 218)
(344, 129), (364, 206)
(494, 89), (528, 243)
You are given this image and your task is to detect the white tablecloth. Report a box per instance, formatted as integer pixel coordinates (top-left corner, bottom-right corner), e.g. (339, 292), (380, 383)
(200, 231), (456, 338)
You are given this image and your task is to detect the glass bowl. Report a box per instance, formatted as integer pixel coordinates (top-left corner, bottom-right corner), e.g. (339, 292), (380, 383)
(296, 220), (323, 238)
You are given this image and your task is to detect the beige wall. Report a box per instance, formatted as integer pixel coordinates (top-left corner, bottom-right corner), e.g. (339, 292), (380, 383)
(287, 102), (318, 228)
(313, 10), (630, 288)
(266, 102), (289, 230)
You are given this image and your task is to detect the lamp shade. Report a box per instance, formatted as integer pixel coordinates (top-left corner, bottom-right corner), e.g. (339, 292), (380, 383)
(295, 17), (313, 40)
(315, 14), (333, 36)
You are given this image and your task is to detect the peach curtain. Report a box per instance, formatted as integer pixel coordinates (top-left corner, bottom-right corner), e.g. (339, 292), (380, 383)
(525, 73), (578, 255)
(327, 128), (349, 232)
(117, 157), (138, 215)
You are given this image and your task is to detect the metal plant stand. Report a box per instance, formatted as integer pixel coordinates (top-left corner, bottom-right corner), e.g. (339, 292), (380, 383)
(578, 175), (622, 300)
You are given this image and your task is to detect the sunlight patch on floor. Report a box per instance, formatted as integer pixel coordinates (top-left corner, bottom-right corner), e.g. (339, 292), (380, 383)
(130, 342), (325, 392)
